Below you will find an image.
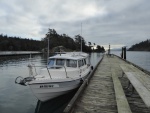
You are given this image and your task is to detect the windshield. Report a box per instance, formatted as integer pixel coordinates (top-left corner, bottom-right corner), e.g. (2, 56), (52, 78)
(56, 59), (65, 66)
(66, 59), (77, 68)
(48, 59), (55, 67)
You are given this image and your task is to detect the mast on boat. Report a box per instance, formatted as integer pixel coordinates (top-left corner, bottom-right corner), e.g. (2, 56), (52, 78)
(81, 23), (82, 52)
(47, 34), (50, 63)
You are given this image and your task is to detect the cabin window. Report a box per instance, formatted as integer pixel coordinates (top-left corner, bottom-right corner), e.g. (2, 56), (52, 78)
(82, 60), (84, 66)
(84, 59), (86, 65)
(66, 60), (77, 68)
(56, 59), (65, 66)
(48, 59), (55, 67)
(78, 60), (82, 67)
(78, 60), (84, 67)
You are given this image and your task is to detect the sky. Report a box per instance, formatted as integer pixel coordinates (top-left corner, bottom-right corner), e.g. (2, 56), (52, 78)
(0, 0), (150, 49)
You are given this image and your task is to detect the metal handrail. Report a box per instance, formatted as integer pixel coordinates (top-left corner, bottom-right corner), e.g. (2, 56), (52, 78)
(28, 63), (70, 79)
(29, 65), (47, 67)
(28, 64), (45, 77)
(46, 67), (52, 79)
(63, 66), (68, 78)
(32, 64), (38, 75)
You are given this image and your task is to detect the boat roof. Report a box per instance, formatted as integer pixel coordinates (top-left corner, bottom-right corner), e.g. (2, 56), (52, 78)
(49, 52), (89, 60)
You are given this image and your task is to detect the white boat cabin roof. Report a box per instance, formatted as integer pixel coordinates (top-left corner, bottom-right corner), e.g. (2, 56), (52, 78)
(49, 52), (89, 60)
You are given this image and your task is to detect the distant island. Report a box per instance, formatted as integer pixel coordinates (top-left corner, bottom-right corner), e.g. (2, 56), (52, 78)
(128, 39), (150, 51)
(0, 28), (105, 53)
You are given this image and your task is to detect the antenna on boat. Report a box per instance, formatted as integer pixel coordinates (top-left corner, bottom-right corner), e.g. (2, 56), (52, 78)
(28, 53), (32, 63)
(59, 47), (61, 56)
(29, 53), (32, 60)
(81, 22), (82, 52)
(47, 34), (50, 63)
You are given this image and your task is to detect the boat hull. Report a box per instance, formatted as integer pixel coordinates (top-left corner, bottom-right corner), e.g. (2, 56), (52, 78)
(29, 78), (83, 102)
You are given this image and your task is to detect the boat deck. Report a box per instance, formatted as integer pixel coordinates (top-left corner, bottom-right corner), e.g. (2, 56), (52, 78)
(64, 54), (150, 113)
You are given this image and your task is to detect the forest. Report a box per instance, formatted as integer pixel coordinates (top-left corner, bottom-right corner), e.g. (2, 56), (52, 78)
(128, 39), (150, 51)
(0, 34), (44, 51)
(0, 29), (105, 53)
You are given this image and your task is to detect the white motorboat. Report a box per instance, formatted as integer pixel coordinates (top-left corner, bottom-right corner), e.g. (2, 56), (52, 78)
(15, 52), (93, 102)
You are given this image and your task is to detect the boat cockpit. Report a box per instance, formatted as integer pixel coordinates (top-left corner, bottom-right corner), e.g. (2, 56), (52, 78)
(47, 58), (89, 69)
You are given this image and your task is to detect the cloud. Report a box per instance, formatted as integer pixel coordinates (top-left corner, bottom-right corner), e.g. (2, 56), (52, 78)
(0, 0), (150, 48)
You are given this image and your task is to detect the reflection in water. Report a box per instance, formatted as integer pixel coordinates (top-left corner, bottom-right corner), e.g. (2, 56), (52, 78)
(35, 89), (78, 113)
(0, 55), (46, 67)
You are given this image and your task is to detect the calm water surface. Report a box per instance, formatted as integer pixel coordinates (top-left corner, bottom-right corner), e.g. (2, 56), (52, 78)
(112, 51), (150, 71)
(0, 53), (102, 113)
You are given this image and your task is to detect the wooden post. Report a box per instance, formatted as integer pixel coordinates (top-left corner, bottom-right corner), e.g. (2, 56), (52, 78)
(121, 47), (123, 58)
(124, 47), (126, 60)
(108, 44), (110, 55)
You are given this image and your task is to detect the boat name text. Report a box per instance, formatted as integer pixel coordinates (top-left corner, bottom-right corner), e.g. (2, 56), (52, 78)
(40, 84), (59, 88)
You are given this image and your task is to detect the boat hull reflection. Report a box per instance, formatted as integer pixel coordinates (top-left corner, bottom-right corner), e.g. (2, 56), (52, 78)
(35, 89), (78, 113)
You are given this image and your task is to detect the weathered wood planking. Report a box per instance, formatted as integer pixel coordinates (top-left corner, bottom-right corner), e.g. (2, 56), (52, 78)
(120, 65), (150, 108)
(71, 55), (117, 113)
(111, 70), (132, 113)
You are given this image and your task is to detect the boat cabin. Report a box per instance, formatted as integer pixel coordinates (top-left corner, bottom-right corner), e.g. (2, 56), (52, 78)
(47, 53), (90, 68)
(36, 52), (91, 79)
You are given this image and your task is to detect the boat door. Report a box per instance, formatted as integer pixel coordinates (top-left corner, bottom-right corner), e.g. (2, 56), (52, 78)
(78, 59), (87, 76)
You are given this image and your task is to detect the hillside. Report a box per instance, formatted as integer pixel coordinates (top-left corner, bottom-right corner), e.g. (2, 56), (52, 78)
(128, 39), (150, 51)
(0, 29), (105, 52)
(0, 34), (44, 51)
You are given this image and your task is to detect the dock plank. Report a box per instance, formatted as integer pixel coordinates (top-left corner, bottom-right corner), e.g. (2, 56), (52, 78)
(111, 70), (132, 113)
(124, 64), (150, 92)
(120, 66), (150, 109)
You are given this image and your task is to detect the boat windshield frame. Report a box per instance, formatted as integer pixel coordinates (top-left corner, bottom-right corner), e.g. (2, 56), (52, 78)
(48, 58), (55, 67)
(66, 59), (77, 68)
(48, 58), (79, 68)
(55, 59), (65, 66)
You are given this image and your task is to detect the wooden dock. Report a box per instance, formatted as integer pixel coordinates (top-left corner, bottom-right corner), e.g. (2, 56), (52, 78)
(64, 54), (150, 113)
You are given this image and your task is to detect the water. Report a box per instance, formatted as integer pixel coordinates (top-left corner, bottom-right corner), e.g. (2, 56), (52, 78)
(0, 53), (102, 113)
(112, 51), (150, 72)
(0, 55), (41, 113)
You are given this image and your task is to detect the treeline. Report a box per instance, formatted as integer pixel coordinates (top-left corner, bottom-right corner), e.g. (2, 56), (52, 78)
(0, 34), (44, 51)
(0, 29), (105, 52)
(128, 39), (150, 51)
(43, 29), (105, 53)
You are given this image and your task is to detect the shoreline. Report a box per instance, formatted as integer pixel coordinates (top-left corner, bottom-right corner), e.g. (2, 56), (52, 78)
(0, 51), (42, 56)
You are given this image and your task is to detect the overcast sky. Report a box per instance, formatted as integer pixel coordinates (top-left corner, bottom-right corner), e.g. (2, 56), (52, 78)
(0, 0), (150, 49)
